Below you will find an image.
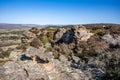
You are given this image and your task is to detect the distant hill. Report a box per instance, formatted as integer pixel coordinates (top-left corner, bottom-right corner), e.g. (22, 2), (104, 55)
(0, 23), (120, 29)
(46, 23), (120, 28)
(0, 23), (43, 29)
(83, 23), (120, 28)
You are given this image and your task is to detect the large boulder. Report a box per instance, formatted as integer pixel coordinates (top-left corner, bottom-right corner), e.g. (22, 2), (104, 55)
(21, 30), (43, 49)
(23, 30), (37, 39)
(53, 25), (94, 44)
(102, 34), (120, 47)
(73, 25), (94, 42)
(53, 28), (66, 43)
(61, 30), (75, 44)
(30, 38), (43, 49)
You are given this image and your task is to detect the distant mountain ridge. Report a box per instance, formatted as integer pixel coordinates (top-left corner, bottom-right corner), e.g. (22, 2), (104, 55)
(0, 23), (120, 29)
(0, 23), (43, 29)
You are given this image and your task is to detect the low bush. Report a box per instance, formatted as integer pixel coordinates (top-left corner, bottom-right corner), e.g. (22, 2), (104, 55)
(0, 48), (11, 58)
(39, 36), (51, 45)
(29, 27), (39, 34)
(90, 29), (106, 36)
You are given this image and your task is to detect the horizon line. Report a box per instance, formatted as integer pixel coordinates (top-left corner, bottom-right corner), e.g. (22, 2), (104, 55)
(0, 22), (120, 25)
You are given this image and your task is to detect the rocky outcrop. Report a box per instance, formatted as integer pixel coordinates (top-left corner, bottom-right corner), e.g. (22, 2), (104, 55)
(0, 46), (105, 80)
(53, 25), (94, 44)
(53, 28), (66, 43)
(30, 38), (43, 48)
(102, 34), (120, 47)
(0, 25), (120, 80)
(21, 30), (43, 49)
(72, 25), (94, 41)
(0, 46), (86, 80)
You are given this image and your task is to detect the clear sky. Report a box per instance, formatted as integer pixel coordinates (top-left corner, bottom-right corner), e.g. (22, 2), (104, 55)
(0, 0), (120, 24)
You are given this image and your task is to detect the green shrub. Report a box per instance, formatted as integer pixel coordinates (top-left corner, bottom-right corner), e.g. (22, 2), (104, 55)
(39, 36), (51, 45)
(90, 29), (106, 36)
(74, 48), (98, 63)
(45, 46), (53, 52)
(52, 50), (60, 59)
(0, 48), (11, 58)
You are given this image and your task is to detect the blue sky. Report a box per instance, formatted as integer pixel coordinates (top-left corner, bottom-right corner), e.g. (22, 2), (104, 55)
(0, 0), (120, 24)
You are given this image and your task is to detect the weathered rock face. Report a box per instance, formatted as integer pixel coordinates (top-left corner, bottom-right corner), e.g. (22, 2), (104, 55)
(53, 28), (66, 43)
(1, 45), (108, 80)
(21, 30), (43, 49)
(30, 38), (43, 49)
(61, 30), (75, 44)
(0, 47), (87, 80)
(73, 25), (94, 42)
(23, 30), (37, 39)
(52, 25), (120, 80)
(53, 25), (94, 44)
(102, 34), (120, 47)
(0, 45), (105, 80)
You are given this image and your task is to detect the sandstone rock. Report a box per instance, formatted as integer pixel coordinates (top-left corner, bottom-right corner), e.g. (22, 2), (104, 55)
(1, 26), (119, 80)
(1, 44), (108, 80)
(21, 31), (36, 46)
(53, 28), (66, 43)
(55, 72), (75, 80)
(23, 30), (37, 39)
(0, 63), (6, 80)
(9, 51), (22, 61)
(30, 38), (43, 49)
(1, 48), (87, 80)
(24, 46), (42, 56)
(73, 25), (94, 41)
(72, 55), (80, 63)
(102, 34), (120, 47)
(23, 46), (51, 63)
(59, 54), (68, 63)
(22, 30), (43, 48)
(53, 25), (94, 44)
(3, 61), (28, 80)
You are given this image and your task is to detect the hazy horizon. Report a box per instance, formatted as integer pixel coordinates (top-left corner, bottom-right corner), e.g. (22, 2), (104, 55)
(0, 0), (120, 24)
(0, 22), (120, 25)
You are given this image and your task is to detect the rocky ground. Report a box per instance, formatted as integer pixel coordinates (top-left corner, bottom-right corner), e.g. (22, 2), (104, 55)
(0, 25), (120, 80)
